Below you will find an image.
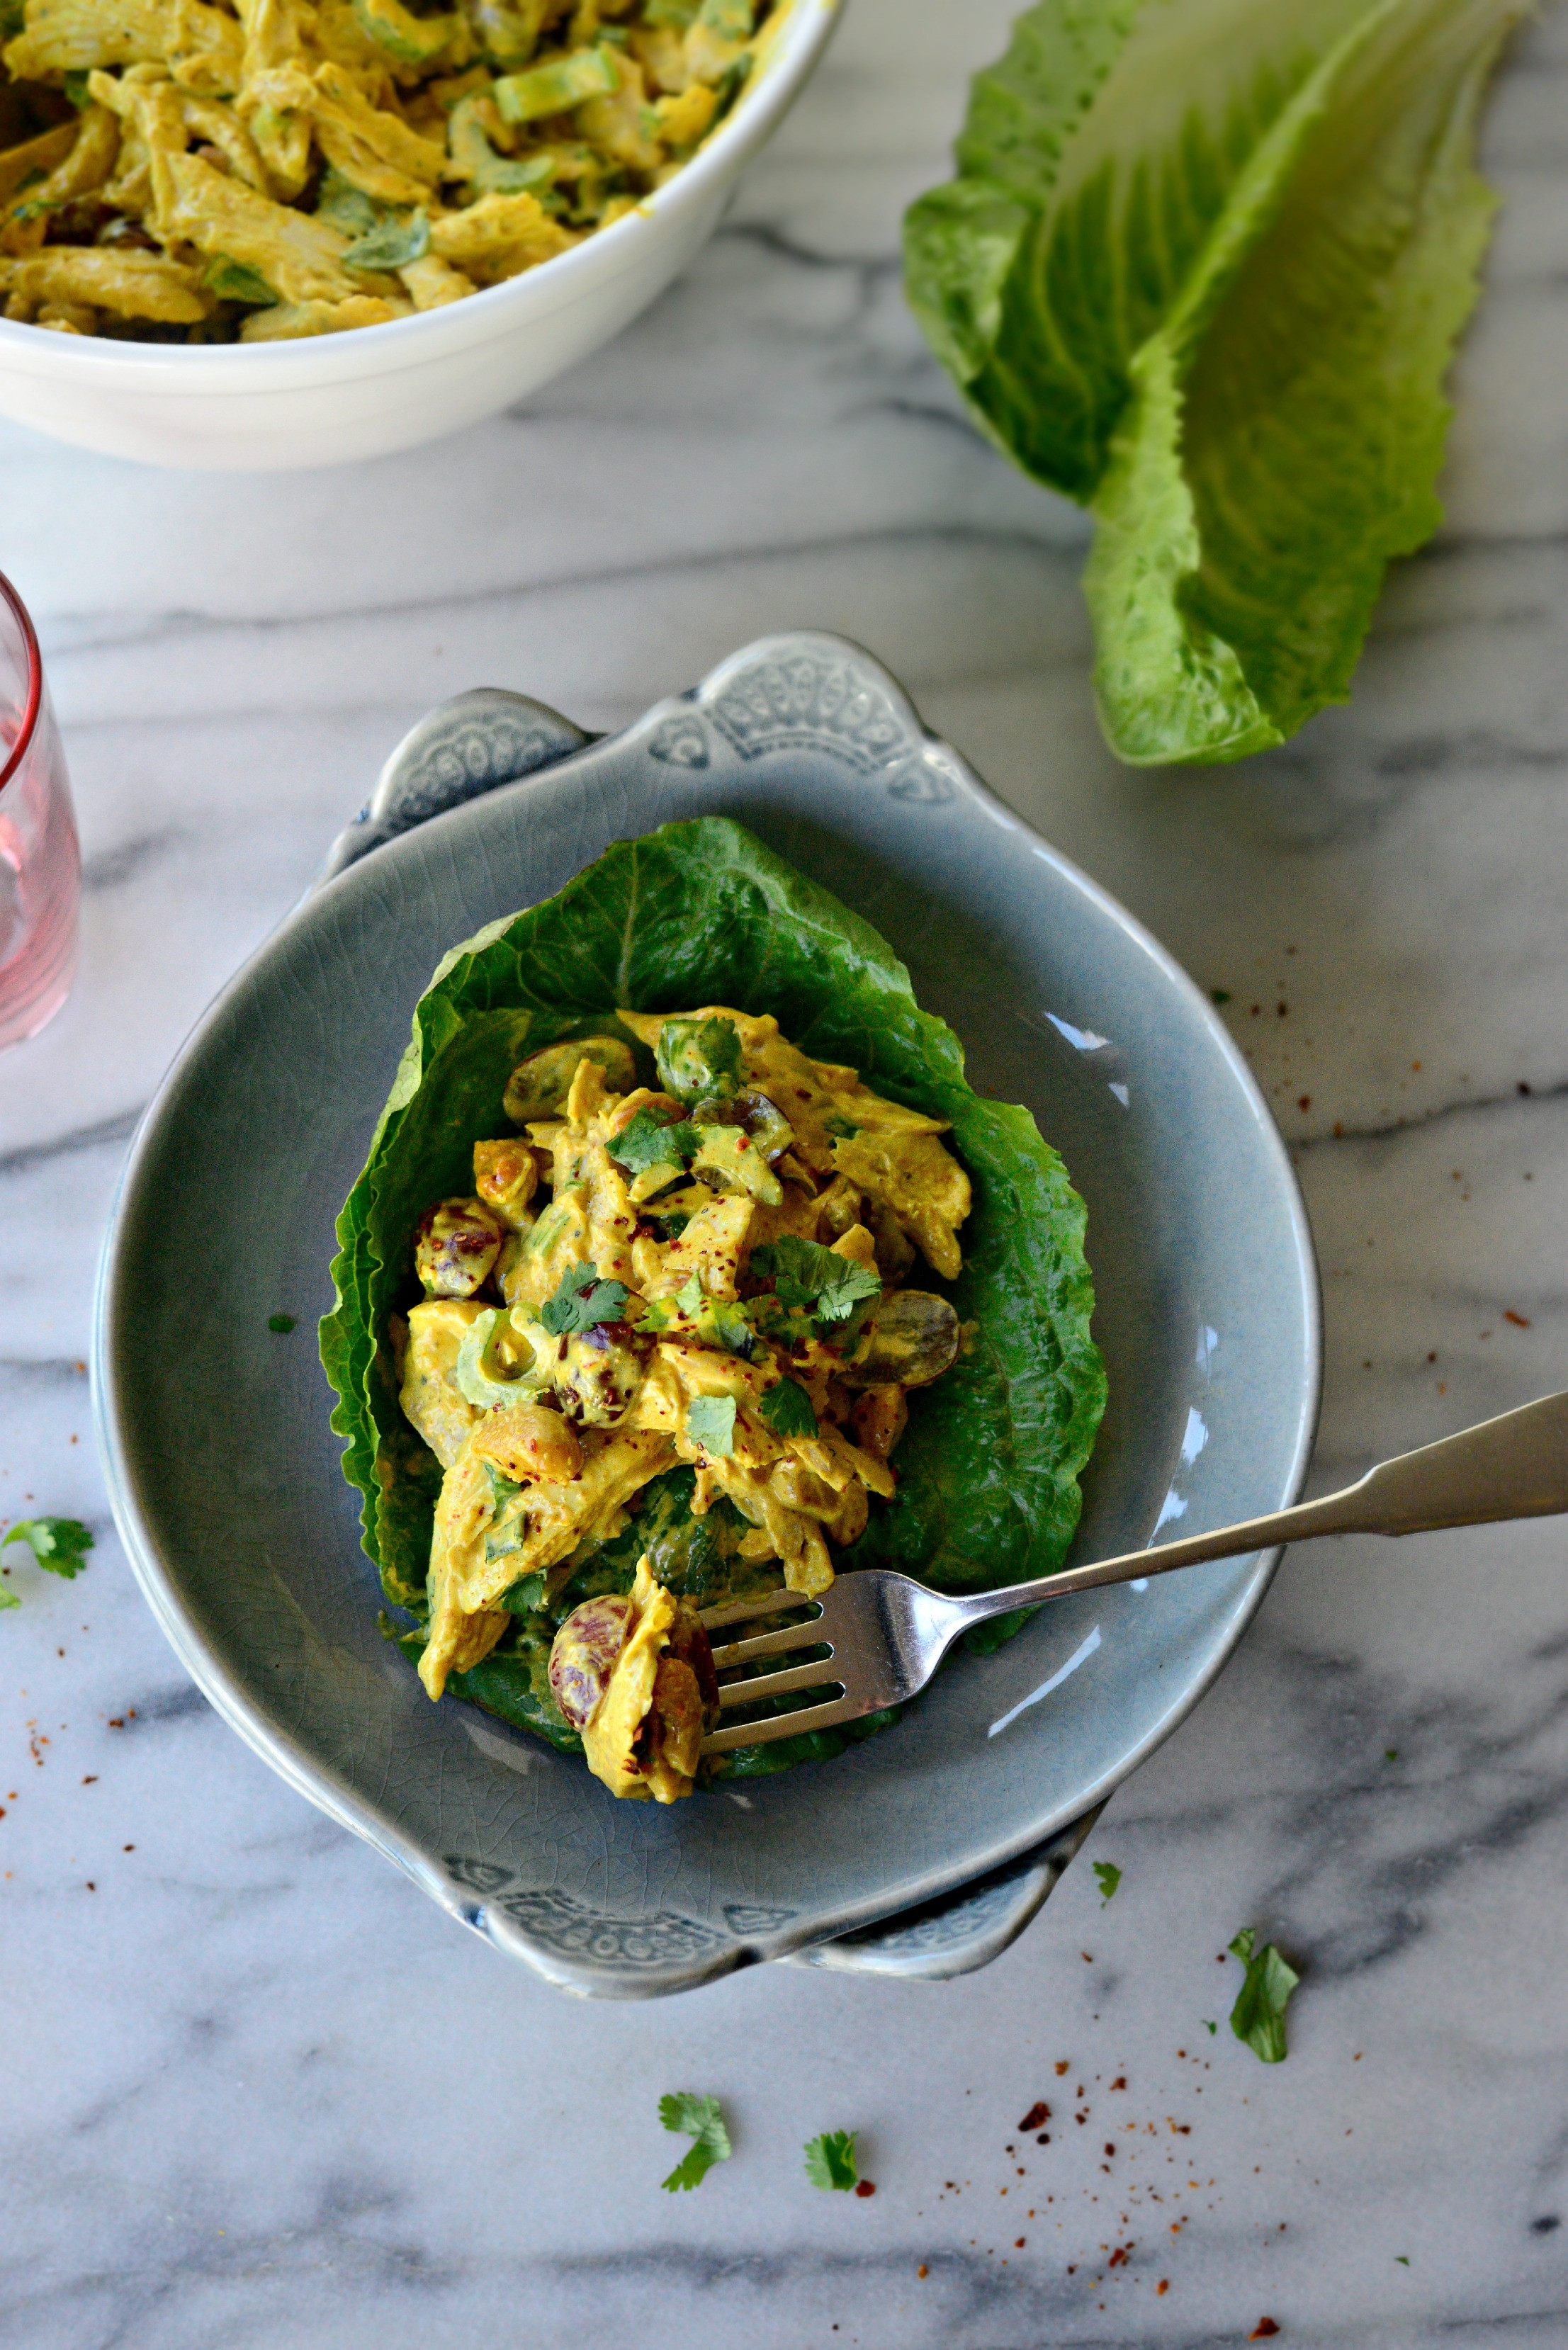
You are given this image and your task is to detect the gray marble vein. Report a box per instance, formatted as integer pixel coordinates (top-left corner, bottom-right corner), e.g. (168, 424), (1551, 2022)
(1, 0), (1566, 2341)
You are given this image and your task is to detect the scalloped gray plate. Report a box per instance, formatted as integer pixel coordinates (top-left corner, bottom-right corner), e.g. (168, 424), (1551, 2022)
(93, 633), (1319, 1998)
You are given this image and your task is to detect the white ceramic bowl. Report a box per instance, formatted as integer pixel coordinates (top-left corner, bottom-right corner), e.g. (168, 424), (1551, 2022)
(0, 0), (840, 471)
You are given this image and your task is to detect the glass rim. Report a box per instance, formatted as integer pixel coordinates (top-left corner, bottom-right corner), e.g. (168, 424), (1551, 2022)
(0, 569), (42, 800)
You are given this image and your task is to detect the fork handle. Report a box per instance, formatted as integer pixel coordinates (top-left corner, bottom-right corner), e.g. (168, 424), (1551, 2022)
(946, 1390), (1568, 1627)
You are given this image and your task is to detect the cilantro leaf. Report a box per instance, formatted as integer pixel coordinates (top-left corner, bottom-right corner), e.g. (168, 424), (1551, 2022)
(684, 1395), (737, 1457)
(758, 1379), (817, 1439)
(804, 2130), (859, 2190)
(670, 1272), (754, 1360)
(0, 1586), (18, 1612)
(1093, 1860), (1121, 1905)
(610, 1107), (701, 1175)
(269, 1313), (297, 1333)
(1, 1518), (94, 1579)
(1228, 1927), (1300, 2064)
(538, 1262), (631, 1337)
(659, 2091), (731, 2191)
(750, 1236), (881, 1326)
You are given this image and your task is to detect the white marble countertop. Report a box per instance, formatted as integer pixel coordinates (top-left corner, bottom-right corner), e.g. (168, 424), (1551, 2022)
(4, 4), (1567, 2343)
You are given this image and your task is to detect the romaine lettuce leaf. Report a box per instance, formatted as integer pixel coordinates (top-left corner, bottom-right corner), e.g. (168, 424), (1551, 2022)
(321, 819), (1106, 1765)
(905, 0), (1523, 764)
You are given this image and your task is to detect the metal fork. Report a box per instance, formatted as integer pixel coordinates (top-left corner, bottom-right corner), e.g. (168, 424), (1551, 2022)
(699, 1389), (1568, 1755)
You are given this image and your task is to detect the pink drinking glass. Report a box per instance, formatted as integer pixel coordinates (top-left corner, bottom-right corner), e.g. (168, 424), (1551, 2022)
(0, 570), (79, 1052)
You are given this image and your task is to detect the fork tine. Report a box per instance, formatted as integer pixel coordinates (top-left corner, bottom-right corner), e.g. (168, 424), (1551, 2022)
(699, 1591), (820, 1632)
(701, 1690), (869, 1755)
(716, 1659), (841, 1709)
(709, 1620), (831, 1668)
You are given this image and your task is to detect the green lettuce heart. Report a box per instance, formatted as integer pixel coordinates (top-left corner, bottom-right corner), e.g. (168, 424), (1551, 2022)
(904, 0), (1523, 765)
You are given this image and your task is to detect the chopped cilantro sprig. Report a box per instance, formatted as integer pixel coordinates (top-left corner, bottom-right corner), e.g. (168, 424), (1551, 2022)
(1229, 1927), (1299, 2062)
(539, 1262), (630, 1336)
(804, 2130), (859, 2190)
(684, 1395), (737, 1458)
(1, 1518), (94, 1579)
(758, 1378), (817, 1438)
(659, 2092), (732, 2191)
(750, 1236), (880, 1328)
(610, 1107), (701, 1175)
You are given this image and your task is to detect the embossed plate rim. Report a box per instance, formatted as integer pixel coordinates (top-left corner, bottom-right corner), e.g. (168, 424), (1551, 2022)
(94, 630), (1321, 1997)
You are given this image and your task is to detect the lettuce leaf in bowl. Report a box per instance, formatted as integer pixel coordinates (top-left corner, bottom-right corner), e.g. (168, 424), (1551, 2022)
(904, 0), (1525, 766)
(320, 818), (1106, 1768)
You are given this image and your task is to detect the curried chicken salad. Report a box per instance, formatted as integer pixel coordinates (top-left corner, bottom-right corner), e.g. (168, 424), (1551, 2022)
(396, 1007), (971, 1799)
(322, 820), (1107, 1802)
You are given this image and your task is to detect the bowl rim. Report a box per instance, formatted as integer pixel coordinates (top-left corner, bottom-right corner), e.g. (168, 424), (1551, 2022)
(91, 631), (1324, 1992)
(0, 0), (841, 378)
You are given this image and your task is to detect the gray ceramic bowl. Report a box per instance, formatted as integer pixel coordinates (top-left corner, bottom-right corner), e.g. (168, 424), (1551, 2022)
(94, 633), (1320, 1997)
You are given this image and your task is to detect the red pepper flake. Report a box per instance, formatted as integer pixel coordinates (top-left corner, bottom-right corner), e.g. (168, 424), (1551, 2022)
(854, 2180), (876, 2198)
(1110, 2077), (1127, 2092)
(1157, 2280), (1170, 2296)
(1333, 1120), (1344, 1137)
(1015, 2237), (1025, 2249)
(1297, 1096), (1311, 1112)
(1054, 2062), (1069, 2077)
(85, 1881), (95, 1892)
(1504, 1310), (1530, 1328)
(1104, 2144), (1116, 2159)
(916, 2266), (928, 2280)
(108, 1718), (123, 1729)
(1107, 2248), (1127, 2269)
(1250, 2324), (1281, 2341)
(1018, 2103), (1051, 2130)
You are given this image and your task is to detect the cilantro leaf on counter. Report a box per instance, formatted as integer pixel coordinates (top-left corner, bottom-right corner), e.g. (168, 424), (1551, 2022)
(804, 2130), (859, 2191)
(758, 1379), (817, 1439)
(684, 1396), (736, 1459)
(539, 1262), (629, 1337)
(659, 2092), (731, 2191)
(1229, 1927), (1300, 2064)
(750, 1236), (880, 1326)
(2, 1518), (94, 1579)
(609, 1107), (701, 1175)
(1093, 1860), (1121, 1906)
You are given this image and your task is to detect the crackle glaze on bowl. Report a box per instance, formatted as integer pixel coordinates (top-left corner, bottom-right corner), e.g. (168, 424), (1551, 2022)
(94, 633), (1320, 1996)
